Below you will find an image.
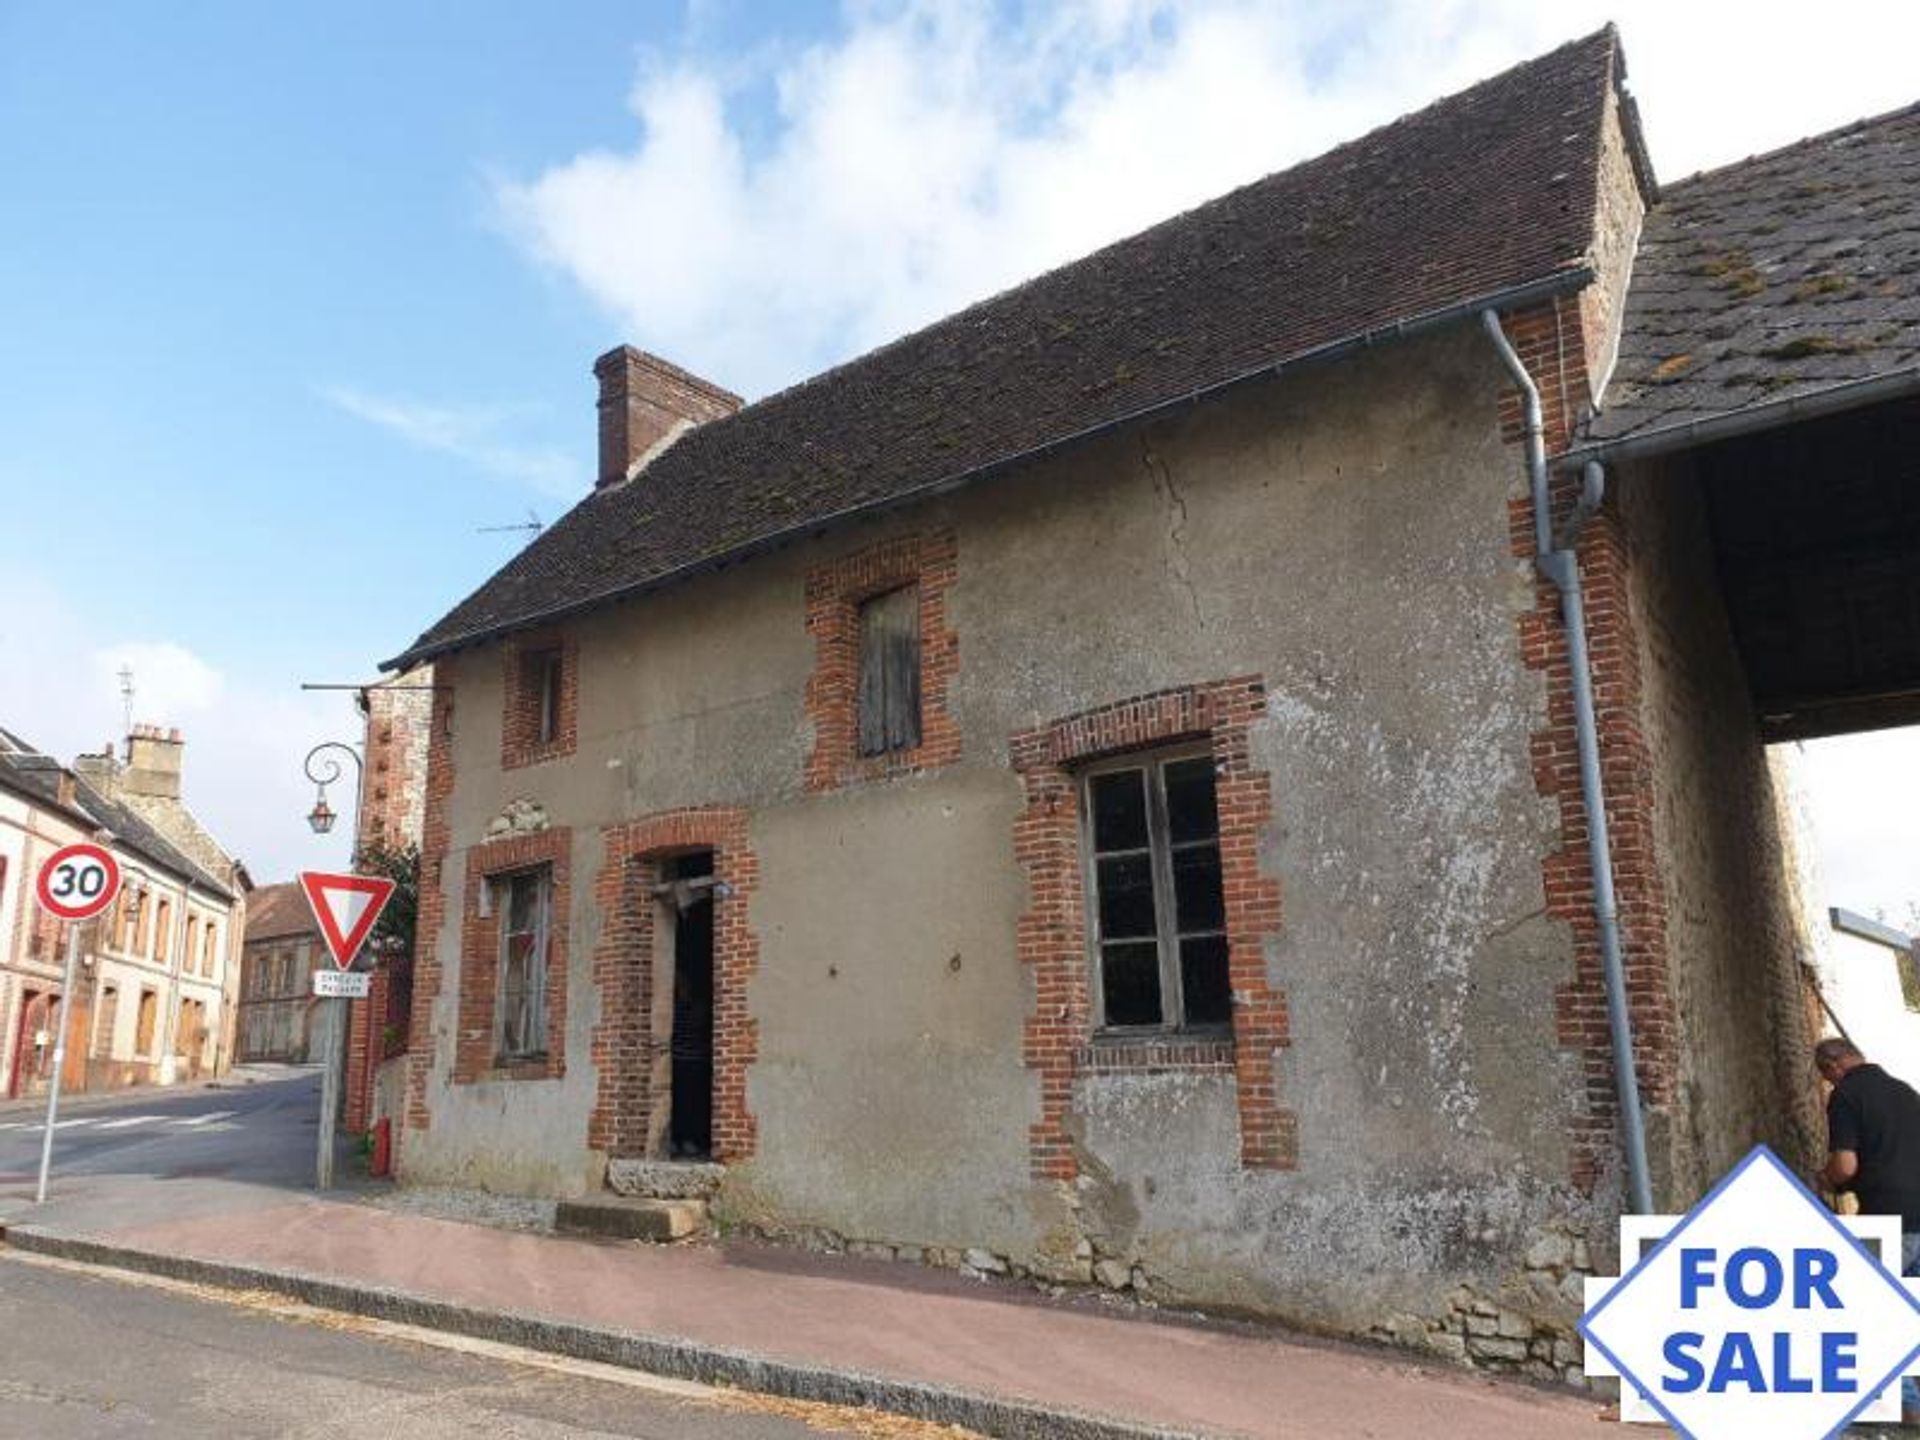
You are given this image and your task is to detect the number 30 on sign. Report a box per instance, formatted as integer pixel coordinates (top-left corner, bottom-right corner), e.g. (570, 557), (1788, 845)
(35, 843), (122, 922)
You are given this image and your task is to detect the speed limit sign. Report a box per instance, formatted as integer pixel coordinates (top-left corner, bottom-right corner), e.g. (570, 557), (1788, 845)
(34, 842), (122, 922)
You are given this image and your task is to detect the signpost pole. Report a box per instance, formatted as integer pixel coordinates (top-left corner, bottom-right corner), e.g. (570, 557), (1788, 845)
(297, 870), (393, 1192)
(36, 927), (84, 1204)
(316, 995), (344, 1190)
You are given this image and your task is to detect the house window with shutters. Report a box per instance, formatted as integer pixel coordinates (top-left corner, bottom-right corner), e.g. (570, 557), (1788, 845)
(803, 531), (960, 790)
(857, 585), (922, 755)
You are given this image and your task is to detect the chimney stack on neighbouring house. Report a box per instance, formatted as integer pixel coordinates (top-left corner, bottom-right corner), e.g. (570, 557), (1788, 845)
(594, 345), (741, 489)
(123, 723), (186, 800)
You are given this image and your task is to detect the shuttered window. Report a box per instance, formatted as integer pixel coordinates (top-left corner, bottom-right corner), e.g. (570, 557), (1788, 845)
(857, 585), (922, 756)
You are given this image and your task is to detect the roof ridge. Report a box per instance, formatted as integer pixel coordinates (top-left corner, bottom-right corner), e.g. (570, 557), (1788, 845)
(1661, 97), (1920, 194)
(711, 26), (1623, 423)
(396, 26), (1625, 667)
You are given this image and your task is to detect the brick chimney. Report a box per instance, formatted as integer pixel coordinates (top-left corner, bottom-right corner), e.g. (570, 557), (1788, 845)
(594, 346), (741, 489)
(123, 723), (185, 800)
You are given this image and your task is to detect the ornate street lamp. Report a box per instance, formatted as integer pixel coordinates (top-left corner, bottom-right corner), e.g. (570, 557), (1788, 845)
(303, 742), (363, 840)
(306, 792), (336, 834)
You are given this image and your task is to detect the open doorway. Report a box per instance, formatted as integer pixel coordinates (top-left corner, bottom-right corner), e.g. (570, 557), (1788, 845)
(666, 850), (715, 1161)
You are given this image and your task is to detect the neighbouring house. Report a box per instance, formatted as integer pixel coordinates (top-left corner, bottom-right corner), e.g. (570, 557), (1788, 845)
(377, 27), (1920, 1374)
(1820, 910), (1920, 1092)
(235, 882), (326, 1062)
(342, 668), (434, 1136)
(0, 726), (247, 1097)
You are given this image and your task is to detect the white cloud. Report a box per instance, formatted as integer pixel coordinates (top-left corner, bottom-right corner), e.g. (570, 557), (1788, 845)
(491, 0), (1920, 398)
(321, 385), (577, 498)
(0, 568), (353, 882)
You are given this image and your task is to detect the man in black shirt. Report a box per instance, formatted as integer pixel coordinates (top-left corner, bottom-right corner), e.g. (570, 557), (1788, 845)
(1818, 1037), (1920, 1421)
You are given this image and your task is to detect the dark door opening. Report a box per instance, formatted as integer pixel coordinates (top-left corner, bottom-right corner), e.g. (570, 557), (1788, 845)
(668, 851), (715, 1160)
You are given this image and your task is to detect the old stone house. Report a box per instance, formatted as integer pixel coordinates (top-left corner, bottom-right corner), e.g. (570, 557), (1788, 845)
(235, 881), (325, 1062)
(379, 28), (1919, 1372)
(0, 726), (246, 1096)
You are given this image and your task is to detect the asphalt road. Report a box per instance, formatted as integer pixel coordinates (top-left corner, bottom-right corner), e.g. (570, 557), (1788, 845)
(0, 1065), (326, 1203)
(0, 1251), (959, 1438)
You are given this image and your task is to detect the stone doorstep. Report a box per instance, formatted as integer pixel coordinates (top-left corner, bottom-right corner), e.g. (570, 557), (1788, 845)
(605, 1158), (726, 1200)
(555, 1196), (707, 1244)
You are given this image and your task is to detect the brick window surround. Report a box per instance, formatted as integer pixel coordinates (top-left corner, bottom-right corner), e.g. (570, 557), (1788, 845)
(804, 531), (960, 791)
(588, 807), (760, 1165)
(501, 630), (578, 771)
(452, 826), (571, 1084)
(1011, 677), (1291, 1178)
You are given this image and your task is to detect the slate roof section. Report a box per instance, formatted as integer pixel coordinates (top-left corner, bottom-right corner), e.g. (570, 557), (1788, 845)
(0, 731), (238, 900)
(392, 28), (1630, 667)
(242, 881), (320, 943)
(1582, 101), (1920, 455)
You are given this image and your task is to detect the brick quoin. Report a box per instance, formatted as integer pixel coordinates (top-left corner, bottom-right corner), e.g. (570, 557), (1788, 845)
(342, 967), (390, 1134)
(1010, 677), (1292, 1179)
(1497, 299), (1677, 1197)
(500, 628), (579, 772)
(453, 826), (572, 1084)
(403, 673), (458, 1134)
(588, 807), (760, 1165)
(804, 531), (961, 791)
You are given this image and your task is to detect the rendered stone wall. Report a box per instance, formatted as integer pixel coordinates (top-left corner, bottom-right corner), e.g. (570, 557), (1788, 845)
(399, 323), (1616, 1356)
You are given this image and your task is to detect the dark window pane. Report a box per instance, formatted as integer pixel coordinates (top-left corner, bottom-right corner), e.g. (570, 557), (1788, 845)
(1171, 843), (1225, 932)
(1101, 942), (1164, 1026)
(1090, 769), (1149, 852)
(1096, 854), (1157, 939)
(507, 873), (542, 931)
(540, 652), (564, 742)
(1163, 756), (1220, 845)
(1180, 935), (1232, 1025)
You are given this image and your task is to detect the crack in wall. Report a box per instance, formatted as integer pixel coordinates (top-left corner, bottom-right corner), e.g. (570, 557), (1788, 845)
(1141, 433), (1203, 621)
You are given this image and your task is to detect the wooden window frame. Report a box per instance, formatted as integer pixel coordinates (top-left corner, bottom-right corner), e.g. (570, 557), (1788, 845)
(533, 648), (565, 746)
(855, 583), (923, 757)
(501, 631), (578, 770)
(803, 531), (960, 791)
(1079, 744), (1230, 1037)
(494, 866), (553, 1064)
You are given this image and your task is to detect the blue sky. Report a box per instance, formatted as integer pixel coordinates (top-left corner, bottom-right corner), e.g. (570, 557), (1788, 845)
(2, 0), (1917, 911)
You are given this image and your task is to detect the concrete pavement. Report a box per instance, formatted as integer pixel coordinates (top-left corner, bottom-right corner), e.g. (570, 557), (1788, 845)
(0, 1071), (1613, 1439)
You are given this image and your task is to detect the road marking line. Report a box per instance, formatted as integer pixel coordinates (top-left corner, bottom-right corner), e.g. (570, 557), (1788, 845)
(171, 1111), (237, 1127)
(52, 1118), (96, 1129)
(95, 1116), (160, 1130)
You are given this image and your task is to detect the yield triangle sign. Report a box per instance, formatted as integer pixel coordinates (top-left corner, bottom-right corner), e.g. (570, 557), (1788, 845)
(298, 871), (397, 971)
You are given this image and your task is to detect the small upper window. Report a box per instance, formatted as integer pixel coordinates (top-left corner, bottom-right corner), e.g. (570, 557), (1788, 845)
(532, 648), (565, 745)
(1083, 749), (1230, 1032)
(497, 868), (552, 1061)
(856, 585), (921, 756)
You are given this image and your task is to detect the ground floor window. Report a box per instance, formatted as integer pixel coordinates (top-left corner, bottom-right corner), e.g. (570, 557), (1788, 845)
(496, 867), (552, 1062)
(1082, 747), (1231, 1032)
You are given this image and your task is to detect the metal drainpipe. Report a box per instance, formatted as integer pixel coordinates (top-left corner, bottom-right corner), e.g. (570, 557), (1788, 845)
(1481, 309), (1656, 1216)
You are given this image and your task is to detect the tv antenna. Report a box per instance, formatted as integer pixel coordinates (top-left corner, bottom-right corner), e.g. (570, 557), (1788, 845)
(478, 509), (543, 536)
(118, 665), (134, 741)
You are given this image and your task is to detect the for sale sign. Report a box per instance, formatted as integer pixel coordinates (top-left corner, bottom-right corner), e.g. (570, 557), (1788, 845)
(1582, 1145), (1920, 1436)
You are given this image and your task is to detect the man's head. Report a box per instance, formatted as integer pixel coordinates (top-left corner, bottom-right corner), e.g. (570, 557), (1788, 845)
(1815, 1037), (1866, 1083)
